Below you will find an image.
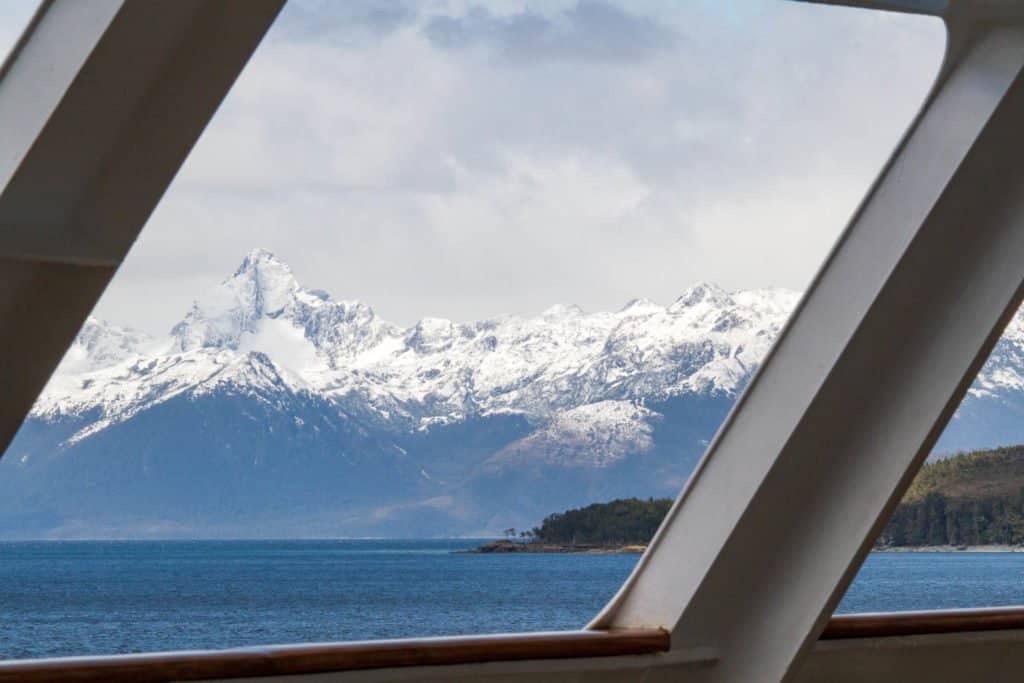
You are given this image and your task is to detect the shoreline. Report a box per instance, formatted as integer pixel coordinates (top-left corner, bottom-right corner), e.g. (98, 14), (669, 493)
(456, 540), (647, 555)
(462, 541), (1024, 554)
(875, 545), (1024, 553)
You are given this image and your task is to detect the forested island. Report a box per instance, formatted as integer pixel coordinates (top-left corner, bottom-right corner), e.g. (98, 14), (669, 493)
(468, 444), (1024, 553)
(463, 498), (671, 553)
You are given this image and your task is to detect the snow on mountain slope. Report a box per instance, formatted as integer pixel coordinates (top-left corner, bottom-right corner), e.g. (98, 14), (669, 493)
(972, 312), (1024, 398)
(34, 349), (311, 446)
(31, 248), (1024, 457)
(14, 249), (1024, 536)
(929, 309), (1024, 454)
(486, 400), (658, 468)
(57, 318), (153, 372)
(31, 249), (799, 446)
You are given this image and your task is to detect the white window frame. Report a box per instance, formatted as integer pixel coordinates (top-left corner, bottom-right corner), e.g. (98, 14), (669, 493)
(2, 1), (1023, 681)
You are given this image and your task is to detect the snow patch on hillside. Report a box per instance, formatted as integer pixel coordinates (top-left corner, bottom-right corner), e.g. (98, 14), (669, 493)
(486, 400), (658, 468)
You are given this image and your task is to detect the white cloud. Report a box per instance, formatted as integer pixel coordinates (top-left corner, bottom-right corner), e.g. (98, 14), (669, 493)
(86, 0), (944, 332)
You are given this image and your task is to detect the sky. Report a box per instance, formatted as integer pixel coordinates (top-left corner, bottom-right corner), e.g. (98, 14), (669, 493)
(3, 1), (945, 332)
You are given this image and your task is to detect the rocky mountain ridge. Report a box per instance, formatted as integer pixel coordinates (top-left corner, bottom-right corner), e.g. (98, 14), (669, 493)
(33, 249), (799, 461)
(3, 248), (1023, 537)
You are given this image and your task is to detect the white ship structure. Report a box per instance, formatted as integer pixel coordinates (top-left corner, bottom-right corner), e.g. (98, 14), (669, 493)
(1, 0), (1024, 681)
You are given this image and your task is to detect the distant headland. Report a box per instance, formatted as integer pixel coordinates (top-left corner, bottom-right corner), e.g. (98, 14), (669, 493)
(465, 444), (1024, 554)
(459, 497), (670, 554)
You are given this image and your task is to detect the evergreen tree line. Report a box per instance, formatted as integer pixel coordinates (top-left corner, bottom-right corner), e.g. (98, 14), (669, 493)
(529, 445), (1024, 548)
(878, 489), (1024, 547)
(531, 497), (673, 546)
(529, 490), (1024, 548)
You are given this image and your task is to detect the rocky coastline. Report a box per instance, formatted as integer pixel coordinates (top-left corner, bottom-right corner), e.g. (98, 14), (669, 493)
(456, 540), (647, 555)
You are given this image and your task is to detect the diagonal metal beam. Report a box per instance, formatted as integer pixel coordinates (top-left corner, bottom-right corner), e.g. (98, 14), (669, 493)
(592, 18), (1024, 683)
(0, 0), (284, 459)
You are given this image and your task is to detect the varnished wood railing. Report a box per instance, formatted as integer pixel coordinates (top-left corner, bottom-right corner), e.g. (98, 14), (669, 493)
(5, 609), (1024, 682)
(822, 606), (1024, 640)
(0, 629), (670, 683)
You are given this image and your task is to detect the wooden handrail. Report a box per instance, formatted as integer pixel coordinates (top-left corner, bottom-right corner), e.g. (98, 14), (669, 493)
(822, 607), (1024, 640)
(5, 608), (1024, 682)
(0, 629), (670, 683)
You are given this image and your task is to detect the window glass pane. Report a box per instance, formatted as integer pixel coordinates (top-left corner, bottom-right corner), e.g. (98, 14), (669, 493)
(843, 310), (1024, 613)
(0, 0), (942, 657)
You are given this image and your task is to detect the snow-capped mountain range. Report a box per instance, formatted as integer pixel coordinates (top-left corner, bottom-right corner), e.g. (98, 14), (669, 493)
(34, 249), (797, 455)
(2, 249), (1022, 538)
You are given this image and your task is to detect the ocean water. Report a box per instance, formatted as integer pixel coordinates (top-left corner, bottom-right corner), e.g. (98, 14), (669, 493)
(2, 541), (1024, 661)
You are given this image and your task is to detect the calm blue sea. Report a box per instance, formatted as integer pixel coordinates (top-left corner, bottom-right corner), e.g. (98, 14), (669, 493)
(2, 540), (1024, 660)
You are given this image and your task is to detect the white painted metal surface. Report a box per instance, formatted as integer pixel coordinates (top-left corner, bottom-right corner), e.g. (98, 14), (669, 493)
(2, 1), (1024, 682)
(0, 0), (284, 462)
(593, 8), (1024, 683)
